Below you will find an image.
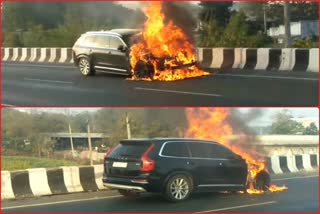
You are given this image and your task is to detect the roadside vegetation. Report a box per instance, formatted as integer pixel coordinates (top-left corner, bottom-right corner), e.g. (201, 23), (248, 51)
(2, 108), (318, 170)
(2, 156), (78, 171)
(2, 2), (318, 48)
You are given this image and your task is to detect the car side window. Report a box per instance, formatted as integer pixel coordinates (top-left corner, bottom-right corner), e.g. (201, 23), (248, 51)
(188, 142), (236, 159)
(83, 35), (97, 47)
(110, 36), (124, 49)
(210, 144), (236, 159)
(95, 35), (109, 48)
(161, 142), (189, 157)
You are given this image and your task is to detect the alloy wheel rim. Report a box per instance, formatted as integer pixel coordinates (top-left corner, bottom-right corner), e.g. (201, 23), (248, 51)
(79, 59), (90, 75)
(170, 178), (189, 200)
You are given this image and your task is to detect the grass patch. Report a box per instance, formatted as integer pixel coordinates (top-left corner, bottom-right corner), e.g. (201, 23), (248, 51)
(1, 156), (79, 171)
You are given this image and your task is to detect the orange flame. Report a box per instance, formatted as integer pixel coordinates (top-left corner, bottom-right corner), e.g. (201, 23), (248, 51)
(129, 2), (208, 81)
(184, 108), (287, 194)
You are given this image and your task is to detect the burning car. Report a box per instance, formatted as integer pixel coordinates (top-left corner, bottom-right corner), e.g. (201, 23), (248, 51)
(72, 2), (209, 81)
(103, 138), (273, 202)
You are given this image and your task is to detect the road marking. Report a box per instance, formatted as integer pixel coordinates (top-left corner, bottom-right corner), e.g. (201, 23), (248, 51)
(135, 87), (222, 97)
(2, 63), (74, 69)
(2, 104), (16, 107)
(1, 195), (122, 210)
(216, 73), (317, 81)
(24, 78), (73, 84)
(195, 201), (277, 213)
(272, 175), (318, 181)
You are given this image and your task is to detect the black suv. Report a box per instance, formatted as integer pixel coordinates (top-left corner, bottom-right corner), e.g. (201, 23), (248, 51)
(103, 138), (266, 202)
(72, 29), (140, 76)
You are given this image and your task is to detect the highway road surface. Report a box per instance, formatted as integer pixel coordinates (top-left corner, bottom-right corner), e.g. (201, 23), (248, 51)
(2, 171), (318, 212)
(2, 62), (318, 106)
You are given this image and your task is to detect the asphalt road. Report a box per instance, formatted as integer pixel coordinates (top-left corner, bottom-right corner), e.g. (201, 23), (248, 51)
(2, 171), (318, 212)
(2, 62), (318, 106)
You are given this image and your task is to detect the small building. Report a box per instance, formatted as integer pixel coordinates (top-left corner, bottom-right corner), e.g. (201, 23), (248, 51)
(267, 20), (318, 43)
(47, 132), (110, 151)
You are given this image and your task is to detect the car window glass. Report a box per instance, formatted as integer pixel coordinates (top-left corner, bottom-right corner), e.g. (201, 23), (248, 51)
(83, 35), (96, 47)
(95, 35), (109, 48)
(188, 142), (235, 159)
(188, 143), (211, 158)
(162, 142), (189, 157)
(109, 142), (151, 159)
(211, 144), (236, 159)
(110, 36), (124, 49)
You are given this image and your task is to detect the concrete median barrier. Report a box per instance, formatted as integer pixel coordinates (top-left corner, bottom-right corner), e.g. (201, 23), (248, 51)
(196, 48), (318, 72)
(2, 47), (73, 64)
(1, 165), (106, 200)
(266, 153), (318, 174)
(1, 153), (318, 200)
(3, 47), (318, 72)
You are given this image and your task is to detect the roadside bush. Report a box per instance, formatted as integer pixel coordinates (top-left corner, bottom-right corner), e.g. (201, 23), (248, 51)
(293, 37), (318, 48)
(2, 32), (22, 47)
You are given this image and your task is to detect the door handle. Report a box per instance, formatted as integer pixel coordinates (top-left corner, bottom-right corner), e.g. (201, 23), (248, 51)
(187, 161), (195, 165)
(219, 162), (225, 166)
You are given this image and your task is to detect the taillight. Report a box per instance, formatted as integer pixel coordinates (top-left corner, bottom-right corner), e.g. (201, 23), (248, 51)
(104, 145), (118, 158)
(141, 144), (156, 172)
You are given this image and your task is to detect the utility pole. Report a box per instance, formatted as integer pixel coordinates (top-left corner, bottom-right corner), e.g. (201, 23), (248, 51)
(263, 4), (267, 34)
(126, 113), (131, 139)
(283, 2), (292, 48)
(87, 119), (93, 165)
(65, 109), (75, 158)
(68, 123), (75, 158)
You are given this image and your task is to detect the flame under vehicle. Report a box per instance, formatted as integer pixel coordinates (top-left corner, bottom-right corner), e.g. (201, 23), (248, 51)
(103, 138), (271, 202)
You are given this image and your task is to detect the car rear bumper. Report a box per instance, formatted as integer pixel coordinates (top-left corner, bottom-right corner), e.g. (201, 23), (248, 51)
(103, 183), (147, 192)
(102, 175), (162, 192)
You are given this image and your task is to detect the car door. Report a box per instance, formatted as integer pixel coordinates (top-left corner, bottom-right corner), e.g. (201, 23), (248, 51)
(187, 142), (228, 190)
(108, 36), (129, 73)
(210, 144), (248, 187)
(91, 35), (113, 68)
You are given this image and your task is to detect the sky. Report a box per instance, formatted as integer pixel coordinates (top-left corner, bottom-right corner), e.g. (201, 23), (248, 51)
(11, 108), (319, 127)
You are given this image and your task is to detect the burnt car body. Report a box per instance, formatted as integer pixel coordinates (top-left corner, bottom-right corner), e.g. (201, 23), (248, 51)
(72, 29), (196, 78)
(102, 138), (270, 202)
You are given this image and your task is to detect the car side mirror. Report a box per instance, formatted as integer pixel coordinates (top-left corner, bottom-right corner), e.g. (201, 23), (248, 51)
(117, 45), (127, 52)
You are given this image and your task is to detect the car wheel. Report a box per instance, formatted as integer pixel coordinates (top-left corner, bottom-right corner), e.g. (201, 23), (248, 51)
(133, 60), (155, 79)
(254, 170), (271, 191)
(164, 174), (193, 202)
(118, 189), (140, 198)
(78, 57), (94, 76)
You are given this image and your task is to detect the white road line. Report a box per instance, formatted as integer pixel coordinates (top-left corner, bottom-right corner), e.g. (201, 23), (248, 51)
(272, 175), (318, 181)
(24, 78), (73, 84)
(216, 73), (317, 81)
(135, 87), (222, 97)
(2, 63), (74, 69)
(1, 195), (122, 210)
(195, 201), (277, 213)
(2, 104), (16, 107)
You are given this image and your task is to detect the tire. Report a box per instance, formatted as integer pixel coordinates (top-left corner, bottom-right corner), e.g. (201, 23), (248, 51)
(163, 174), (193, 202)
(133, 60), (155, 79)
(254, 170), (271, 191)
(118, 189), (140, 198)
(78, 57), (94, 76)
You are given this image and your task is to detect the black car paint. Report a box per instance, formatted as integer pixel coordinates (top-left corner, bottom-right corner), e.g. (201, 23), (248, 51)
(103, 138), (248, 193)
(72, 30), (138, 75)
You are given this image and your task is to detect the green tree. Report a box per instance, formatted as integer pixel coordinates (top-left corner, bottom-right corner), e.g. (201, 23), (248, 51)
(303, 123), (318, 135)
(199, 2), (233, 27)
(270, 110), (305, 135)
(198, 19), (223, 47)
